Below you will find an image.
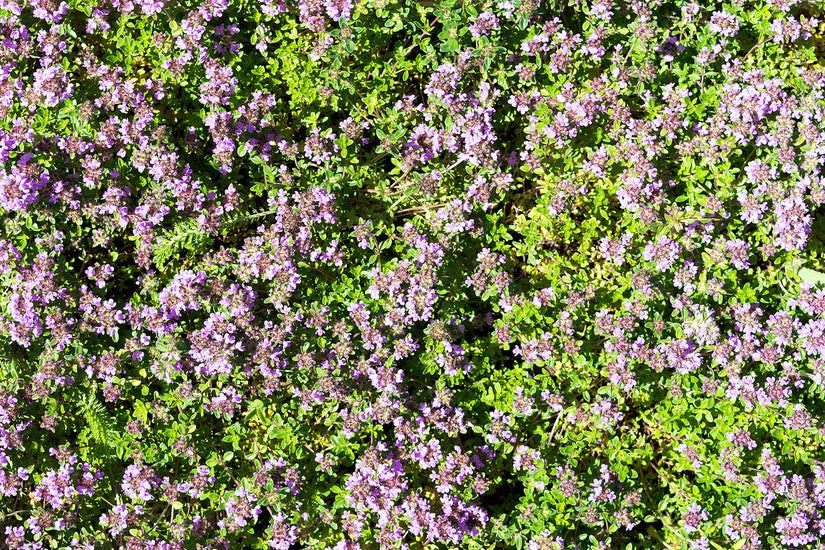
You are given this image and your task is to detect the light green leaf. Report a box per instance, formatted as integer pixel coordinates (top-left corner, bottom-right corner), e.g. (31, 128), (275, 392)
(798, 267), (825, 286)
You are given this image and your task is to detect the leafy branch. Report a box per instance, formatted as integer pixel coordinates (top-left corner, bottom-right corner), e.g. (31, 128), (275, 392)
(77, 391), (118, 448)
(152, 206), (279, 270)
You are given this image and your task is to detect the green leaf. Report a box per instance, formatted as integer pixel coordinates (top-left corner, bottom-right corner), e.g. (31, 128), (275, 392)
(798, 267), (825, 287)
(134, 400), (148, 423)
(78, 391), (118, 448)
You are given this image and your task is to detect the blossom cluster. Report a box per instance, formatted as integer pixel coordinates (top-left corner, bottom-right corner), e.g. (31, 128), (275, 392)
(0, 0), (824, 549)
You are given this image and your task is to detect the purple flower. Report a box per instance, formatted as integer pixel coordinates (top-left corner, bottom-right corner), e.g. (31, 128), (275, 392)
(683, 503), (709, 533)
(599, 232), (633, 266)
(469, 12), (499, 38)
(726, 428), (757, 450)
(591, 398), (623, 427)
(738, 188), (767, 223)
(268, 513), (298, 549)
(121, 464), (157, 501)
(85, 264), (115, 289)
(725, 238), (751, 269)
(783, 404), (813, 431)
(99, 503), (129, 536)
(642, 236), (681, 271)
(138, 0), (167, 16)
(325, 0), (354, 21)
(219, 486), (262, 531)
(412, 438), (443, 469)
(30, 0), (69, 23)
(0, 154), (50, 212)
(744, 160), (775, 185)
(797, 319), (825, 356)
(771, 17), (803, 43)
(776, 512), (816, 547)
(709, 11), (741, 37)
(303, 127), (340, 163)
(589, 465), (618, 503)
(773, 194), (811, 251)
(658, 36), (684, 62)
(485, 409), (515, 444)
(513, 445), (542, 473)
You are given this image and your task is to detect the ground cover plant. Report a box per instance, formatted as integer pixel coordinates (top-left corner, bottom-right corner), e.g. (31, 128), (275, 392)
(2, 0), (825, 548)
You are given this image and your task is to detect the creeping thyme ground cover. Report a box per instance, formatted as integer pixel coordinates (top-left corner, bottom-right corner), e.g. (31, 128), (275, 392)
(4, 0), (825, 549)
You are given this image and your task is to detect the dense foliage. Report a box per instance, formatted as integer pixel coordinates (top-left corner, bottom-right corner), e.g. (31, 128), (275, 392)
(2, 0), (825, 549)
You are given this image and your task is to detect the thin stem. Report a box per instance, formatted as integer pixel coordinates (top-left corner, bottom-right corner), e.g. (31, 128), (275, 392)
(743, 36), (772, 61)
(546, 411), (563, 444)
(395, 202), (447, 215)
(363, 151), (389, 166)
(389, 166), (414, 190)
(149, 503), (170, 535)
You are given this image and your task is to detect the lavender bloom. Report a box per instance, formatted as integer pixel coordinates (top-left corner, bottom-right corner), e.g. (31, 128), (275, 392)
(607, 356), (637, 392)
(589, 465), (618, 503)
(513, 332), (553, 366)
(797, 319), (825, 356)
(709, 11), (741, 37)
(744, 160), (775, 185)
(616, 175), (660, 211)
(512, 445), (542, 474)
(30, 0), (69, 23)
(303, 127), (340, 163)
(24, 66), (74, 109)
(591, 398), (623, 427)
(527, 531), (566, 550)
(485, 409), (515, 444)
(402, 124), (443, 169)
(754, 448), (789, 502)
(726, 428), (757, 450)
(773, 194), (811, 251)
(642, 236), (681, 271)
(99, 503), (129, 536)
(599, 232), (633, 266)
(425, 62), (462, 103)
(219, 486), (262, 531)
(85, 264), (115, 289)
(412, 438), (443, 469)
(267, 513), (298, 550)
(325, 0), (354, 21)
(775, 512), (817, 547)
(121, 463), (157, 501)
(738, 188), (767, 223)
(725, 239), (751, 269)
(589, 0), (614, 20)
(677, 443), (704, 470)
(469, 12), (499, 38)
(0, 154), (50, 212)
(783, 404), (813, 431)
(658, 36), (684, 62)
(771, 17), (803, 43)
(451, 105), (499, 167)
(138, 0), (167, 15)
(158, 270), (208, 318)
(682, 503), (709, 533)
